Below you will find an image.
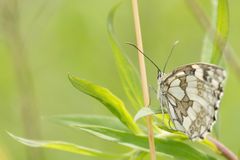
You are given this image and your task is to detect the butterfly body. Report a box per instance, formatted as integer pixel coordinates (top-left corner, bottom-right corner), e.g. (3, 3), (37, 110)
(157, 63), (226, 139)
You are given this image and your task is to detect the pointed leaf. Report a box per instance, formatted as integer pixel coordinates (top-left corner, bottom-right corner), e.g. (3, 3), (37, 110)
(68, 74), (141, 134)
(134, 108), (177, 134)
(49, 115), (130, 132)
(134, 107), (161, 122)
(107, 4), (143, 110)
(57, 118), (218, 160)
(78, 126), (217, 160)
(8, 133), (114, 158)
(210, 0), (229, 64)
(201, 0), (229, 64)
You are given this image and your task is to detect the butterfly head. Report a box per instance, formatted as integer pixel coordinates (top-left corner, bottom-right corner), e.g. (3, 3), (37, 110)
(157, 71), (166, 92)
(125, 42), (178, 81)
(157, 70), (162, 79)
(157, 70), (165, 80)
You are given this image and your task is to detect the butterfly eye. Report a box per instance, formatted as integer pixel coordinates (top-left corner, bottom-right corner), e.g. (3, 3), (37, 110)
(157, 71), (162, 79)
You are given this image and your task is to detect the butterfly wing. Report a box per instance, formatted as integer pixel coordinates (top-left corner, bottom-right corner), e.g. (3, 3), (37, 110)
(160, 63), (226, 139)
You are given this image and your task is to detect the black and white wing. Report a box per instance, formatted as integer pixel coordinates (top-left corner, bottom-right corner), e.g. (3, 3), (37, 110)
(160, 63), (226, 139)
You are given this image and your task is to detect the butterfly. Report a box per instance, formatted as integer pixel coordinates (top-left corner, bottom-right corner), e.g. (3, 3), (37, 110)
(157, 63), (226, 139)
(127, 42), (226, 139)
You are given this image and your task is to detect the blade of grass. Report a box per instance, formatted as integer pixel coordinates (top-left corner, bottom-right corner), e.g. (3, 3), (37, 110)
(190, 0), (229, 64)
(107, 4), (143, 110)
(51, 113), (219, 154)
(201, 0), (218, 62)
(51, 115), (218, 160)
(186, 0), (229, 65)
(8, 133), (115, 158)
(49, 115), (130, 132)
(210, 0), (229, 64)
(68, 74), (141, 134)
(52, 115), (223, 160)
(62, 124), (217, 160)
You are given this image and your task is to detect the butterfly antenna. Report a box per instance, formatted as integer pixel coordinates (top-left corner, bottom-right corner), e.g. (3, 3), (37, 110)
(125, 42), (161, 72)
(163, 40), (179, 73)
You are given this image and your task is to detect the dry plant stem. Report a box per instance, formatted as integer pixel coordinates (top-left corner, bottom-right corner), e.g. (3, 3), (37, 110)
(6, 28), (44, 160)
(131, 0), (156, 159)
(207, 135), (238, 160)
(0, 1), (44, 160)
(186, 1), (238, 160)
(185, 0), (240, 79)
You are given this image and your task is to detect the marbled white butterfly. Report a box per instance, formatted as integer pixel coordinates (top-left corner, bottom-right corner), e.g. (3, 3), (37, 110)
(127, 42), (226, 139)
(157, 63), (226, 139)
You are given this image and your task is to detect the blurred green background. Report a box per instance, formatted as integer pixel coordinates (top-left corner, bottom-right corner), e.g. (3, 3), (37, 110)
(0, 0), (239, 160)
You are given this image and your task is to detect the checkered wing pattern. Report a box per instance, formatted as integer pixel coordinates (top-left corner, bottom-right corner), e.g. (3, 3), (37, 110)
(159, 63), (226, 139)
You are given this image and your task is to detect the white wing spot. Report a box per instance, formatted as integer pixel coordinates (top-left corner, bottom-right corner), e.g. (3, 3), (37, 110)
(168, 103), (177, 119)
(194, 69), (204, 80)
(170, 79), (180, 87)
(200, 126), (206, 134)
(186, 87), (198, 94)
(168, 96), (176, 106)
(192, 102), (201, 113)
(187, 81), (197, 88)
(192, 65), (200, 69)
(207, 70), (214, 77)
(186, 75), (197, 82)
(187, 93), (209, 113)
(176, 71), (185, 77)
(187, 107), (196, 121)
(211, 79), (219, 88)
(183, 117), (192, 130)
(168, 87), (185, 100)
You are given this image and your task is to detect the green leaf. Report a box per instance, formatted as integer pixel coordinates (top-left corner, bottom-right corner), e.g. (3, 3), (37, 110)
(133, 108), (178, 134)
(200, 0), (229, 139)
(49, 115), (130, 132)
(210, 0), (229, 64)
(134, 107), (161, 122)
(68, 74), (142, 134)
(129, 151), (148, 160)
(57, 118), (217, 160)
(78, 127), (216, 160)
(107, 3), (143, 110)
(201, 0), (229, 64)
(8, 133), (114, 158)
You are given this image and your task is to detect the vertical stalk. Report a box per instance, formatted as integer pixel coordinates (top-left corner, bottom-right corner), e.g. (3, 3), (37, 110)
(0, 1), (44, 160)
(131, 0), (156, 159)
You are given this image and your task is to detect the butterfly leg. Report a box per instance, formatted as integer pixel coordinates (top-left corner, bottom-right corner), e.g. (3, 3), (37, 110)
(148, 85), (157, 94)
(160, 97), (165, 126)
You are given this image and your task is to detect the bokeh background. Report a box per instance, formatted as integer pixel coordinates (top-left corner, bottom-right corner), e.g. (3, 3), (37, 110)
(0, 0), (239, 160)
